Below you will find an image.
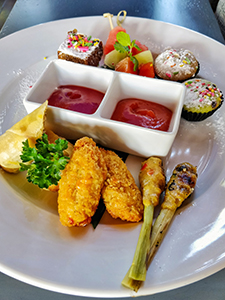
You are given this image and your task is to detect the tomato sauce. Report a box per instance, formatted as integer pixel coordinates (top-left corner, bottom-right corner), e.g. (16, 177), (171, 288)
(48, 85), (104, 114)
(111, 98), (172, 131)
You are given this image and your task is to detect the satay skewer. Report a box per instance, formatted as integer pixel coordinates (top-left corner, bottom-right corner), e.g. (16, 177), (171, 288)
(147, 162), (198, 266)
(122, 162), (198, 292)
(122, 157), (165, 283)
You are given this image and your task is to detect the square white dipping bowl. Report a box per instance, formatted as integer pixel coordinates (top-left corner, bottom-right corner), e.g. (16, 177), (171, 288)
(23, 59), (186, 157)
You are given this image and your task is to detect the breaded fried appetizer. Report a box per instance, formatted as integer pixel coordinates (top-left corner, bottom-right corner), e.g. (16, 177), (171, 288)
(58, 137), (107, 227)
(101, 149), (143, 222)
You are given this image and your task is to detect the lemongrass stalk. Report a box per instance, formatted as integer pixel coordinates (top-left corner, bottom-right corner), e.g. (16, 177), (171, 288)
(122, 162), (197, 292)
(122, 156), (165, 288)
(121, 266), (140, 292)
(146, 208), (176, 268)
(128, 204), (154, 281)
(121, 207), (176, 291)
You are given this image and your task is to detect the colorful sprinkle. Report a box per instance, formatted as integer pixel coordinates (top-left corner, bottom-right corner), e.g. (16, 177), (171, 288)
(185, 57), (191, 64)
(184, 79), (223, 110)
(66, 30), (99, 52)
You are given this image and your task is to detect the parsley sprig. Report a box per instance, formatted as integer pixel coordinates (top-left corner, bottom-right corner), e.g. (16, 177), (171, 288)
(20, 133), (70, 189)
(114, 32), (141, 71)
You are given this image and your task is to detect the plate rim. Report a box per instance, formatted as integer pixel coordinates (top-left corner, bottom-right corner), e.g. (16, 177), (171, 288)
(1, 15), (225, 298)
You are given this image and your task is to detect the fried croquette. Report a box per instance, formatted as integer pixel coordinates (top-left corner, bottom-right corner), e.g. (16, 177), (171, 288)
(58, 137), (107, 227)
(101, 149), (143, 222)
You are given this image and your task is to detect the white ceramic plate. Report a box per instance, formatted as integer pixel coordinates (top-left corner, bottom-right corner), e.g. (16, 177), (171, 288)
(0, 16), (225, 298)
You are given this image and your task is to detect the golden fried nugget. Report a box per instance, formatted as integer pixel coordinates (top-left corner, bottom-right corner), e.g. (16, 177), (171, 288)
(101, 149), (143, 222)
(58, 137), (107, 227)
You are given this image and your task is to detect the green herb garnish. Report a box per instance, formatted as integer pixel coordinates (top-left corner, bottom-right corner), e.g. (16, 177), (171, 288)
(20, 133), (70, 189)
(114, 32), (141, 71)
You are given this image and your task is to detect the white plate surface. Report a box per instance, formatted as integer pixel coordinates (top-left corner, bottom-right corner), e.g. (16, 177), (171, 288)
(0, 16), (225, 298)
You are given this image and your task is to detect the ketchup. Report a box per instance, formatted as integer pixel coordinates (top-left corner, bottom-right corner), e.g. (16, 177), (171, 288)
(111, 99), (172, 131)
(48, 85), (104, 114)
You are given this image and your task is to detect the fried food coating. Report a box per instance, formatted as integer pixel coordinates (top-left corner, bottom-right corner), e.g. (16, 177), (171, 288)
(58, 137), (107, 227)
(101, 149), (143, 222)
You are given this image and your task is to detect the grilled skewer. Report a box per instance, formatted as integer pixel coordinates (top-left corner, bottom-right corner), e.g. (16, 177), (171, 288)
(148, 162), (198, 264)
(122, 162), (198, 292)
(122, 157), (165, 284)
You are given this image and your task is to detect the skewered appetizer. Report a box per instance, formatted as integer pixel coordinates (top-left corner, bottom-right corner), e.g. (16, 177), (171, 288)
(104, 31), (154, 78)
(127, 157), (165, 282)
(122, 161), (198, 292)
(148, 162), (198, 261)
(104, 25), (126, 55)
(103, 17), (155, 78)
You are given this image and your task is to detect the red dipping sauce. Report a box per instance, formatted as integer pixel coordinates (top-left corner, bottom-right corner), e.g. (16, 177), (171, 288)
(111, 98), (172, 132)
(48, 85), (104, 114)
